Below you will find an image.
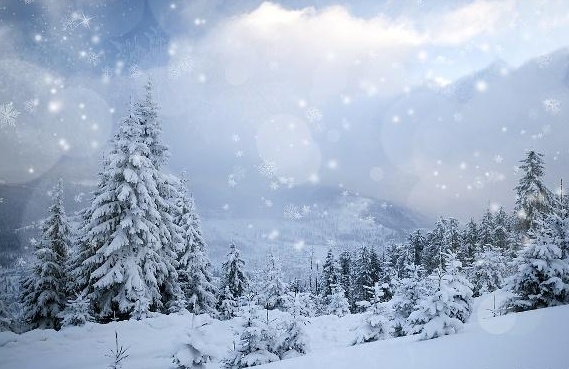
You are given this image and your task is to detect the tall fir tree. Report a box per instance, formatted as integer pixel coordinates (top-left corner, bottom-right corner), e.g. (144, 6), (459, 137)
(406, 253), (473, 340)
(391, 263), (428, 337)
(260, 252), (287, 310)
(338, 250), (353, 309)
(408, 230), (425, 266)
(175, 175), (217, 314)
(478, 207), (495, 249)
(470, 245), (508, 297)
(514, 150), (551, 233)
(504, 211), (569, 312)
(76, 87), (182, 320)
(320, 248), (338, 298)
(421, 218), (446, 273)
(459, 219), (479, 265)
(220, 243), (249, 303)
(20, 180), (71, 330)
(135, 82), (184, 310)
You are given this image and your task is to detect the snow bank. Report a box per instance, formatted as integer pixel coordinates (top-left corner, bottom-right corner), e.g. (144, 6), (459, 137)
(1, 295), (567, 369)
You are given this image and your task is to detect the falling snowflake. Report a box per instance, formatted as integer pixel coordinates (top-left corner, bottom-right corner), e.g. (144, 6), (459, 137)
(168, 57), (194, 79)
(269, 181), (280, 191)
(305, 107), (322, 123)
(227, 165), (245, 187)
(87, 52), (101, 66)
(235, 150), (244, 158)
(0, 102), (20, 129)
(231, 134), (241, 142)
(62, 11), (94, 31)
(129, 64), (141, 78)
(262, 198), (273, 207)
(24, 98), (39, 113)
(74, 193), (85, 203)
(22, 0), (34, 4)
(277, 176), (295, 188)
(258, 160), (277, 179)
(283, 204), (303, 220)
(493, 154), (504, 163)
(0, 197), (3, 204)
(543, 99), (560, 115)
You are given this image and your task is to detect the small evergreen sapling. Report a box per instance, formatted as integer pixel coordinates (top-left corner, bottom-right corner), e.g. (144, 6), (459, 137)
(391, 264), (428, 336)
(218, 286), (238, 320)
(173, 314), (215, 369)
(106, 331), (129, 369)
(223, 305), (279, 368)
(353, 282), (393, 344)
(275, 295), (310, 359)
(406, 253), (473, 340)
(59, 293), (94, 327)
(326, 284), (350, 317)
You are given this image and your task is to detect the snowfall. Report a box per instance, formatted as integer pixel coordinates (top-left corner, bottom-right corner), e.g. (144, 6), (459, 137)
(1, 292), (567, 369)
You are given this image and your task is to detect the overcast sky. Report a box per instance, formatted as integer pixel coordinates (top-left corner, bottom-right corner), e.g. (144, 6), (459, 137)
(1, 0), (569, 221)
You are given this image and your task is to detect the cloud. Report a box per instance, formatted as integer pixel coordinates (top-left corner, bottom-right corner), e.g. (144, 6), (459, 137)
(427, 0), (517, 45)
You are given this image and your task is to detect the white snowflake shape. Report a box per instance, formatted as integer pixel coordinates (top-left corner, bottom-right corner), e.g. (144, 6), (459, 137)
(305, 107), (322, 122)
(258, 160), (277, 178)
(22, 0), (34, 4)
(129, 64), (141, 78)
(543, 99), (560, 115)
(493, 154), (504, 163)
(0, 102), (20, 129)
(87, 52), (101, 66)
(24, 98), (39, 113)
(235, 150), (244, 158)
(283, 204), (303, 220)
(269, 181), (280, 191)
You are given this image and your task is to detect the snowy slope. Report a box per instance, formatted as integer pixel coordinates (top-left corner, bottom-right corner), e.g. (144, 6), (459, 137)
(1, 294), (568, 369)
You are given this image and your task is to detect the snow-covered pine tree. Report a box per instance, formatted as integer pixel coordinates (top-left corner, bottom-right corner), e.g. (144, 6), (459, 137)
(460, 219), (479, 265)
(406, 252), (473, 340)
(443, 218), (462, 255)
(353, 282), (393, 344)
(218, 286), (238, 320)
(391, 263), (428, 337)
(494, 207), (512, 251)
(275, 294), (310, 359)
(421, 218), (446, 273)
(320, 248), (338, 298)
(260, 253), (287, 310)
(220, 243), (249, 304)
(338, 251), (353, 309)
(503, 210), (569, 312)
(408, 230), (425, 266)
(175, 175), (217, 315)
(470, 245), (508, 297)
(20, 179), (71, 330)
(134, 81), (184, 312)
(59, 292), (94, 327)
(478, 207), (495, 250)
(326, 284), (350, 317)
(352, 246), (379, 311)
(223, 305), (279, 368)
(514, 150), (552, 233)
(79, 97), (180, 320)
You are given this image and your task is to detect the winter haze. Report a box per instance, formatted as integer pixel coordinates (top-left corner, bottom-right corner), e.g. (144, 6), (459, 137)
(1, 0), (569, 224)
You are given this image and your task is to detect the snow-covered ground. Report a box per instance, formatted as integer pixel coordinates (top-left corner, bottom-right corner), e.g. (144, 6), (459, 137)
(1, 294), (567, 369)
